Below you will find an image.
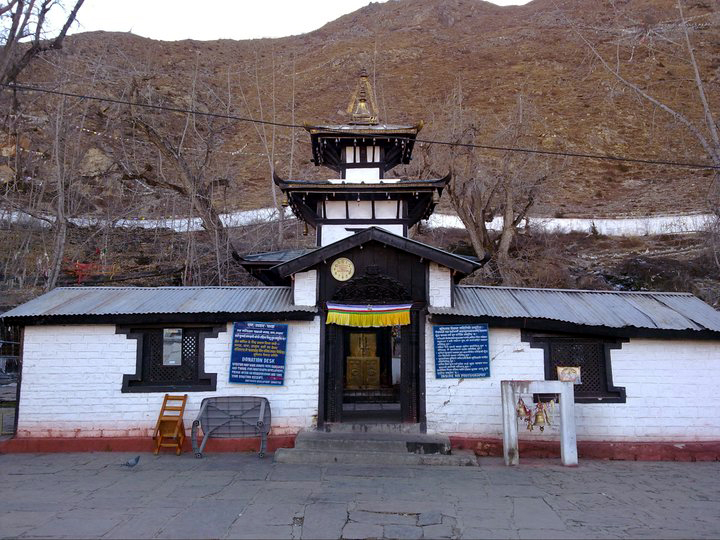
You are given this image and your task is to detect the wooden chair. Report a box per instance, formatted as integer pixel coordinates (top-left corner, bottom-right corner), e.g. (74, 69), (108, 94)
(153, 394), (188, 455)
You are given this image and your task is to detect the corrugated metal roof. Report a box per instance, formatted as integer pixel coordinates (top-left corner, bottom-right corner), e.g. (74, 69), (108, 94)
(241, 248), (318, 264)
(1, 286), (315, 319)
(429, 286), (720, 332)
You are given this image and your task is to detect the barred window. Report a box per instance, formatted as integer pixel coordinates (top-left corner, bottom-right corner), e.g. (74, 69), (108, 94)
(120, 326), (220, 393)
(526, 333), (626, 404)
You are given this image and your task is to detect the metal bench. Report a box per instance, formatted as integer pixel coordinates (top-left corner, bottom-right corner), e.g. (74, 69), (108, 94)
(191, 396), (271, 458)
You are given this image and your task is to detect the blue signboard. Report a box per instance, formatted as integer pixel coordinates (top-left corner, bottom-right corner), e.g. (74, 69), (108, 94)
(230, 322), (288, 386)
(433, 324), (490, 379)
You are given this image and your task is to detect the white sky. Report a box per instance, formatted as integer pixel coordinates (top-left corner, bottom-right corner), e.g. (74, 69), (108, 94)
(62, 0), (533, 41)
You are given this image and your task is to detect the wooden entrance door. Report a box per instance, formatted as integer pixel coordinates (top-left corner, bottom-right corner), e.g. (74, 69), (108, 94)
(323, 310), (422, 425)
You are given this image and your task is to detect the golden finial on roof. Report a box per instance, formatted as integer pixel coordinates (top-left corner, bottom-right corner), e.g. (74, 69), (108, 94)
(347, 68), (379, 125)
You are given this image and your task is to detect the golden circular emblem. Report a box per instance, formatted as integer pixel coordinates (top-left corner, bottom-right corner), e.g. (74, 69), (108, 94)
(330, 257), (355, 281)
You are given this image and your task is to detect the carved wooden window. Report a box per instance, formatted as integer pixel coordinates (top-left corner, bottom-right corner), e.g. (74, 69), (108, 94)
(119, 326), (221, 393)
(525, 333), (626, 404)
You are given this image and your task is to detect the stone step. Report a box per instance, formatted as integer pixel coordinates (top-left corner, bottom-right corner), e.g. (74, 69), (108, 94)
(273, 429), (475, 467)
(295, 435), (406, 453)
(294, 430), (452, 454)
(323, 422), (422, 434)
(273, 448), (478, 466)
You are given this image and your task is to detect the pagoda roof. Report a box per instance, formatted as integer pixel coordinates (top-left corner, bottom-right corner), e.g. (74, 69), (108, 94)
(305, 123), (422, 173)
(273, 172), (449, 192)
(239, 247), (319, 285)
(240, 247), (318, 265)
(305, 123), (421, 136)
(240, 228), (481, 286)
(273, 172), (450, 229)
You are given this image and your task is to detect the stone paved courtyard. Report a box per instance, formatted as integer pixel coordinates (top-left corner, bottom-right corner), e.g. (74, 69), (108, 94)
(0, 453), (718, 539)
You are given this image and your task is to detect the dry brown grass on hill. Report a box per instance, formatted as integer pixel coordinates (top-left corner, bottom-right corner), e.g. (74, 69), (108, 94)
(0, 0), (718, 300)
(4, 0), (717, 219)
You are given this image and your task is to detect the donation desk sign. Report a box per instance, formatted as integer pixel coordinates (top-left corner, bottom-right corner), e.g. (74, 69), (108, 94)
(230, 322), (288, 385)
(433, 324), (490, 379)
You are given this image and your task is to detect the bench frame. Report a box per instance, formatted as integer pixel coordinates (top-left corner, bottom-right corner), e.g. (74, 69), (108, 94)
(191, 396), (271, 458)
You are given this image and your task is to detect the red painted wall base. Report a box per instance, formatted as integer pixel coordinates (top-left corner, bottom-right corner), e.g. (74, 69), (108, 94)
(0, 435), (296, 454)
(450, 436), (720, 462)
(2, 435), (719, 461)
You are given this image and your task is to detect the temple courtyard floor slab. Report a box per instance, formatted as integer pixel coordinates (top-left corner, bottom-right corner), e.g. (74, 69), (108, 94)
(0, 452), (718, 539)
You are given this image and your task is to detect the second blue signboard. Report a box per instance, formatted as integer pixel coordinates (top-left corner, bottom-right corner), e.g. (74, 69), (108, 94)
(433, 324), (490, 379)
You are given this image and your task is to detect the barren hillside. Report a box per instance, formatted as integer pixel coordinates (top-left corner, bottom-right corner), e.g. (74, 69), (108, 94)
(0, 0), (719, 306)
(3, 0), (718, 218)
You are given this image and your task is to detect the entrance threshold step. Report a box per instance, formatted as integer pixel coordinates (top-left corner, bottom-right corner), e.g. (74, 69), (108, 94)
(323, 422), (422, 433)
(294, 430), (452, 454)
(273, 429), (476, 466)
(273, 448), (478, 467)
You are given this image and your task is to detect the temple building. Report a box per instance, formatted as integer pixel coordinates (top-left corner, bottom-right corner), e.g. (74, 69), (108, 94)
(2, 72), (720, 460)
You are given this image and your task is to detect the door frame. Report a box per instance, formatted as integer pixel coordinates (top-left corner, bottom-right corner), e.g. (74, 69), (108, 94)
(318, 308), (425, 427)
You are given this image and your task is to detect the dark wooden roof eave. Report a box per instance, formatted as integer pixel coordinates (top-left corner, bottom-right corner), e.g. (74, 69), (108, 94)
(3, 310), (317, 326)
(239, 265), (292, 286)
(304, 124), (421, 137)
(270, 226), (481, 279)
(274, 171), (450, 228)
(273, 171), (450, 192)
(301, 123), (421, 170)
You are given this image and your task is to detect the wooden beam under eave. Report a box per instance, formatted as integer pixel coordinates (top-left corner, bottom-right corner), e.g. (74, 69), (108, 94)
(406, 195), (435, 224)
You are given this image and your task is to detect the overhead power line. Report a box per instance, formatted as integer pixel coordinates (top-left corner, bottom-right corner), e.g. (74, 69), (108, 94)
(2, 82), (718, 171)
(2, 83), (299, 128)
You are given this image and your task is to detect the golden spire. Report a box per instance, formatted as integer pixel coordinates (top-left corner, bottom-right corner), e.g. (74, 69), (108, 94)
(347, 68), (379, 125)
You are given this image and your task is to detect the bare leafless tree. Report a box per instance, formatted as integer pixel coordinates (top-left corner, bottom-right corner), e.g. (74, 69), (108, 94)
(236, 49), (287, 242)
(0, 48), (112, 291)
(556, 0), (719, 266)
(122, 74), (243, 285)
(557, 0), (718, 184)
(0, 0), (84, 85)
(411, 84), (554, 283)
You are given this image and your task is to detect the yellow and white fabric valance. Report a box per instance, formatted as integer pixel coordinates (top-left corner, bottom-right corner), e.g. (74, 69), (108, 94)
(326, 303), (412, 327)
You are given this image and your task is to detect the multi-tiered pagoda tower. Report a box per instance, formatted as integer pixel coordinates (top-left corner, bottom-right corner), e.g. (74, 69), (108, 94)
(241, 70), (453, 283)
(241, 71), (479, 424)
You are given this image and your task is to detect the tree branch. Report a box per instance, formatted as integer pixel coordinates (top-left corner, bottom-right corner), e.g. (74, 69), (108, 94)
(557, 3), (719, 166)
(1, 0), (85, 85)
(677, 0), (719, 154)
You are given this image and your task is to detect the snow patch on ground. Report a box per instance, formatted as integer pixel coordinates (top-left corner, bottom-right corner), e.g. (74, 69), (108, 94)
(1, 207), (713, 237)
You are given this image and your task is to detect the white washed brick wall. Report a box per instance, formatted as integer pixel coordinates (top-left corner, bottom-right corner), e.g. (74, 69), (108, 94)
(426, 323), (544, 437)
(425, 320), (720, 442)
(576, 339), (720, 441)
(428, 263), (452, 308)
(293, 270), (317, 306)
(17, 318), (321, 438)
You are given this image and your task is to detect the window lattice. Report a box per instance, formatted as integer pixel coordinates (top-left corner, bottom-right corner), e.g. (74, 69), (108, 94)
(142, 329), (200, 384)
(548, 339), (607, 396)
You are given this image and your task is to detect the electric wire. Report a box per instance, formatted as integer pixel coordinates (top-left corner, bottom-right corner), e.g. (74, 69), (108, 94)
(2, 82), (719, 171)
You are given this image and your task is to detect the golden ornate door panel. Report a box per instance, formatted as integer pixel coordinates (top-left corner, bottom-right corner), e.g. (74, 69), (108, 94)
(350, 333), (376, 357)
(346, 332), (380, 389)
(346, 356), (380, 389)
